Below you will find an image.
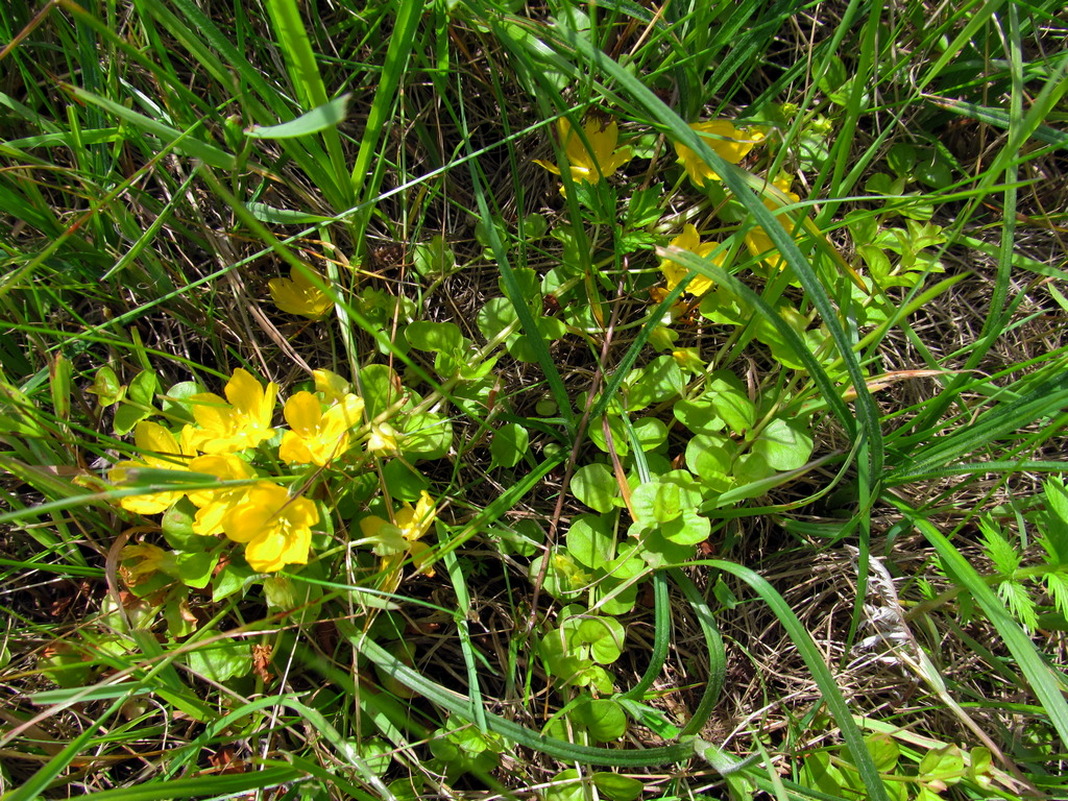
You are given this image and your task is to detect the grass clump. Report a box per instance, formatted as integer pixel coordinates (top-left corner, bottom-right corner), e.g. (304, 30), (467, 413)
(1, 1), (1067, 799)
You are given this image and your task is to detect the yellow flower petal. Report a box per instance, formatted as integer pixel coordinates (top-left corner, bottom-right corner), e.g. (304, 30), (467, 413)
(659, 224), (721, 296)
(185, 370), (277, 454)
(280, 391), (364, 466)
(186, 454), (254, 536)
(109, 421), (194, 514)
(674, 120), (760, 187)
(269, 267), (332, 318)
(283, 390), (322, 433)
(536, 116), (632, 186)
(220, 482), (318, 572)
(313, 369), (351, 404)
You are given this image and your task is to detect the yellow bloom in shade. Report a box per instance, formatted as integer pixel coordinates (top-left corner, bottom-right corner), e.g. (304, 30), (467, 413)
(659, 224), (722, 297)
(674, 120), (762, 187)
(109, 421), (195, 514)
(269, 266), (332, 318)
(360, 491), (438, 582)
(534, 117), (632, 185)
(220, 482), (318, 572)
(312, 369), (351, 405)
(121, 542), (173, 583)
(185, 453), (255, 536)
(745, 178), (802, 272)
(367, 422), (399, 455)
(185, 368), (278, 454)
(279, 391), (365, 466)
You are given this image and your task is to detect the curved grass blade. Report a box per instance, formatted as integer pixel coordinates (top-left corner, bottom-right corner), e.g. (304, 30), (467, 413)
(350, 630), (698, 768)
(67, 766), (303, 801)
(679, 558), (890, 801)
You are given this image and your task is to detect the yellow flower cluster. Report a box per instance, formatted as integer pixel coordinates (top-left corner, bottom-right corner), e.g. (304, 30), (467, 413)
(110, 368), (365, 572)
(658, 121), (803, 294)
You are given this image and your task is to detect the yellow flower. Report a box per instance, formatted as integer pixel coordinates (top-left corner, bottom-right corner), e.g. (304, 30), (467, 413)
(674, 120), (762, 187)
(184, 368), (278, 454)
(279, 391), (365, 466)
(312, 369), (351, 405)
(109, 421), (195, 514)
(269, 266), (332, 318)
(744, 178), (801, 272)
(367, 422), (399, 455)
(534, 117), (632, 185)
(121, 542), (174, 583)
(659, 224), (723, 297)
(360, 491), (438, 580)
(219, 482), (318, 572)
(185, 453), (256, 536)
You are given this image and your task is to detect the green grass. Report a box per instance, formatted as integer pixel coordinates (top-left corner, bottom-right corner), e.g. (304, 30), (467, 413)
(2, 0), (1067, 799)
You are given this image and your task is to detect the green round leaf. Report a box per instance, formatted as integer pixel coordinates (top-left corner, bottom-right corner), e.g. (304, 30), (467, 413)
(184, 641), (251, 683)
(631, 480), (680, 525)
(566, 513), (616, 569)
(490, 422), (529, 469)
(750, 417), (813, 470)
(571, 697), (627, 742)
(625, 355), (684, 410)
(381, 460), (429, 501)
(568, 615), (626, 665)
(593, 772), (644, 801)
(631, 417), (667, 452)
(571, 463), (620, 513)
(400, 412), (452, 460)
(661, 509), (710, 545)
(405, 320), (464, 354)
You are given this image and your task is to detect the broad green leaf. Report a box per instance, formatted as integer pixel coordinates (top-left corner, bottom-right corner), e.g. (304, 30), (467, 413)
(631, 417), (668, 452)
(918, 744), (965, 786)
(707, 370), (755, 434)
(750, 417), (813, 470)
(571, 697), (627, 742)
(412, 235), (457, 277)
(541, 770), (585, 801)
(490, 422), (529, 469)
(660, 509), (711, 546)
(405, 320), (465, 354)
(566, 513), (615, 569)
(359, 364), (406, 418)
(532, 549), (590, 600)
(569, 615), (626, 664)
(175, 551), (216, 589)
(184, 641), (251, 683)
(631, 480), (682, 525)
(625, 355), (683, 410)
(685, 433), (734, 479)
(160, 381), (202, 424)
(674, 395), (723, 434)
(380, 459), (428, 501)
(87, 365), (123, 406)
(400, 412), (452, 460)
(571, 462), (619, 513)
(162, 497), (199, 551)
